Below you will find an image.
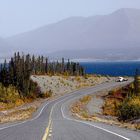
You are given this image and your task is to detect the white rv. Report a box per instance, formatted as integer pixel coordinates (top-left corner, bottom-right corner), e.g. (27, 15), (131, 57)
(116, 77), (128, 82)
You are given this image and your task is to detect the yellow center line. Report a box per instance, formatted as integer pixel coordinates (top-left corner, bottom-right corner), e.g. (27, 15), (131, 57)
(42, 119), (52, 140)
(42, 106), (54, 140)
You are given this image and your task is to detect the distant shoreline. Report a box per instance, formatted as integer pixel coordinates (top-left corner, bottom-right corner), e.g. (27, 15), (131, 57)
(71, 59), (140, 63)
(1, 58), (140, 63)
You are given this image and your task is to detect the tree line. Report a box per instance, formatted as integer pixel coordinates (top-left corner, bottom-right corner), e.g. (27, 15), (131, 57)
(0, 52), (84, 98)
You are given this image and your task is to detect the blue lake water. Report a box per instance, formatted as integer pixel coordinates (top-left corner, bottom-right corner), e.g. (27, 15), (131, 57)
(1, 61), (140, 76)
(80, 61), (140, 76)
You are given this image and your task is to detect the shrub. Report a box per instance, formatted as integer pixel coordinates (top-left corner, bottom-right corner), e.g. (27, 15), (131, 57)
(103, 98), (121, 116)
(0, 84), (20, 103)
(84, 74), (88, 79)
(118, 97), (140, 121)
(45, 90), (53, 98)
(79, 95), (92, 104)
(108, 90), (115, 95)
(81, 111), (89, 118)
(39, 90), (53, 98)
(76, 76), (81, 82)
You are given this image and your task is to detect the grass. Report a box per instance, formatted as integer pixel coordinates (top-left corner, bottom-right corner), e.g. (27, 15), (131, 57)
(71, 95), (92, 118)
(79, 95), (92, 104)
(0, 107), (36, 123)
(103, 97), (121, 116)
(81, 111), (89, 118)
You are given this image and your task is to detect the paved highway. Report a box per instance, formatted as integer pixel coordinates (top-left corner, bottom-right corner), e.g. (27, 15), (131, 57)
(0, 80), (139, 140)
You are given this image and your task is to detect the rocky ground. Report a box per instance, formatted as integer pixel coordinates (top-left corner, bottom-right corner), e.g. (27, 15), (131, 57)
(31, 75), (109, 95)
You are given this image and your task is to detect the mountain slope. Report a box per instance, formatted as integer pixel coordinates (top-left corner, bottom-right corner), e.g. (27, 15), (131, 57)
(0, 37), (13, 59)
(6, 8), (140, 60)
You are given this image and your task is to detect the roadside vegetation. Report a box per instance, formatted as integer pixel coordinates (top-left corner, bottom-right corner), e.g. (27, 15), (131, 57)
(118, 96), (140, 121)
(104, 84), (140, 120)
(103, 70), (140, 129)
(0, 107), (36, 123)
(71, 95), (92, 119)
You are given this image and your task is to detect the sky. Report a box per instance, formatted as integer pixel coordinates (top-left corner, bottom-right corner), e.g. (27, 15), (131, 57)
(0, 0), (140, 37)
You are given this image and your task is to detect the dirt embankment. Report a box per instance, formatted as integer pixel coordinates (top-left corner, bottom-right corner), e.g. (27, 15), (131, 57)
(31, 75), (109, 95)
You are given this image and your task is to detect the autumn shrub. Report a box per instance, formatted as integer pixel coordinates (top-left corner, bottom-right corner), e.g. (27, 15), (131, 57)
(39, 90), (53, 98)
(45, 90), (53, 98)
(0, 84), (20, 103)
(79, 95), (92, 104)
(118, 97), (140, 121)
(76, 76), (81, 82)
(108, 90), (115, 95)
(84, 74), (89, 79)
(81, 111), (89, 118)
(15, 99), (24, 106)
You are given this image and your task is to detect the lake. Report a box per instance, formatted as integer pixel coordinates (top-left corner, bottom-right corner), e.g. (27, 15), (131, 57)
(80, 61), (140, 76)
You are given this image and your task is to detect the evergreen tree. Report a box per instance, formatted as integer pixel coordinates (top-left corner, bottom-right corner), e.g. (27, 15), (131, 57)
(134, 69), (140, 96)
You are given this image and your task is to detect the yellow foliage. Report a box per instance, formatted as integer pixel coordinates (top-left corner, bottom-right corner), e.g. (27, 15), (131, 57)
(0, 84), (20, 103)
(135, 124), (140, 130)
(15, 99), (24, 106)
(79, 95), (92, 104)
(81, 111), (89, 118)
(129, 96), (140, 106)
(103, 98), (121, 116)
(76, 76), (81, 82)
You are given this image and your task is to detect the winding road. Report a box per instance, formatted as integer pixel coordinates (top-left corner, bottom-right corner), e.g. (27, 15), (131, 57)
(0, 80), (139, 140)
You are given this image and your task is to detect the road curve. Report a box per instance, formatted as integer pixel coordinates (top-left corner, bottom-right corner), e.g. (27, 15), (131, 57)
(0, 80), (139, 140)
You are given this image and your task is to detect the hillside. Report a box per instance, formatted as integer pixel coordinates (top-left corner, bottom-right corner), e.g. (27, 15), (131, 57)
(5, 8), (140, 60)
(31, 75), (109, 95)
(0, 37), (12, 60)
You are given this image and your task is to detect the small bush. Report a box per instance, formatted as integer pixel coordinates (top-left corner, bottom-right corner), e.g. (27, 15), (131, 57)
(15, 99), (24, 106)
(79, 95), (92, 104)
(39, 90), (53, 98)
(108, 90), (115, 95)
(76, 76), (81, 82)
(45, 90), (53, 98)
(81, 111), (89, 118)
(84, 74), (88, 79)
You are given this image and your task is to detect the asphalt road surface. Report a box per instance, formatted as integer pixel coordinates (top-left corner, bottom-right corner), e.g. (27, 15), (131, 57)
(0, 80), (140, 140)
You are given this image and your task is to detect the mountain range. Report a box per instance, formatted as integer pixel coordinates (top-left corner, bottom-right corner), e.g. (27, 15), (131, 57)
(0, 37), (13, 60)
(1, 8), (140, 61)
